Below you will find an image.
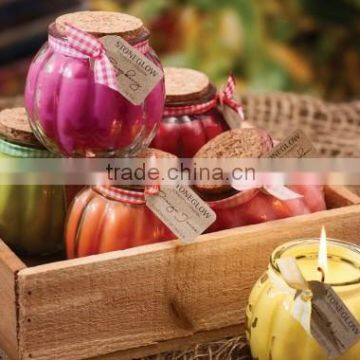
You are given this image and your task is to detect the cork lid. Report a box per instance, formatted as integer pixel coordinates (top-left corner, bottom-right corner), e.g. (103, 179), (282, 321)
(0, 108), (41, 146)
(194, 128), (273, 193)
(121, 148), (178, 192)
(134, 148), (178, 159)
(56, 11), (144, 37)
(164, 67), (215, 105)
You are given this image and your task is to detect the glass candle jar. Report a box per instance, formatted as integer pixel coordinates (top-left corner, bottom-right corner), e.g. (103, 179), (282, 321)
(25, 11), (165, 157)
(206, 185), (326, 232)
(151, 67), (232, 158)
(0, 140), (66, 256)
(65, 185), (175, 258)
(246, 239), (360, 360)
(203, 186), (326, 232)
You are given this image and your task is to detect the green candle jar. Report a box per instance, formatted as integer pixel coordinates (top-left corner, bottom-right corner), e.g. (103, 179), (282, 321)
(0, 108), (66, 256)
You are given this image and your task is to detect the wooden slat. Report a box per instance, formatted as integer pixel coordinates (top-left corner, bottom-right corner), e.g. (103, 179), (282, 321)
(0, 240), (26, 359)
(17, 203), (360, 360)
(325, 185), (360, 209)
(93, 325), (244, 360)
(346, 186), (360, 197)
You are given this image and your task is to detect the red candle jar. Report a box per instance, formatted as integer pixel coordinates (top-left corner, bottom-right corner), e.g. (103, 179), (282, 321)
(205, 186), (326, 232)
(25, 11), (165, 157)
(193, 128), (327, 231)
(151, 67), (243, 158)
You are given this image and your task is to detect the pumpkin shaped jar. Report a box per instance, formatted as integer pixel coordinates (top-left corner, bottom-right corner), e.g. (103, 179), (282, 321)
(25, 11), (165, 157)
(151, 67), (234, 158)
(0, 108), (66, 256)
(65, 149), (176, 258)
(194, 128), (326, 232)
(246, 240), (360, 360)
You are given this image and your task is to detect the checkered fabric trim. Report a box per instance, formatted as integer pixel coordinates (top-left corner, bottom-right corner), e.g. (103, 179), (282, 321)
(48, 23), (150, 94)
(0, 139), (57, 158)
(163, 75), (244, 118)
(93, 185), (160, 205)
(144, 185), (160, 195)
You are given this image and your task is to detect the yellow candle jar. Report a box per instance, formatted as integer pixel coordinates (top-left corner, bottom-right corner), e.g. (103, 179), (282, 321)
(246, 239), (360, 360)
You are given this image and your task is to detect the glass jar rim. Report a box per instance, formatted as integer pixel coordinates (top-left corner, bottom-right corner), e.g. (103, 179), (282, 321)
(207, 188), (260, 209)
(270, 238), (360, 287)
(0, 138), (56, 158)
(165, 83), (218, 108)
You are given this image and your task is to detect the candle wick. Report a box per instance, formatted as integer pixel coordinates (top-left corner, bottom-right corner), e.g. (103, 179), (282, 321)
(317, 267), (326, 283)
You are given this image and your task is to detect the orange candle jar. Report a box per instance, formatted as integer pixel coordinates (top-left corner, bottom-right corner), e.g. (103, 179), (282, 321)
(65, 185), (175, 258)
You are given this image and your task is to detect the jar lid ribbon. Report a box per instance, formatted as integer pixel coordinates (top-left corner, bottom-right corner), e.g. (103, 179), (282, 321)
(0, 139), (57, 158)
(93, 185), (159, 205)
(230, 171), (304, 201)
(163, 75), (244, 118)
(48, 23), (149, 94)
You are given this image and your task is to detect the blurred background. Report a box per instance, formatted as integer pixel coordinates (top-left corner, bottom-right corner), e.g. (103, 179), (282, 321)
(0, 0), (359, 101)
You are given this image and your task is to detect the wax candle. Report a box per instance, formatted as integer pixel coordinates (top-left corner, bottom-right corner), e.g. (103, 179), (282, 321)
(0, 108), (66, 256)
(65, 149), (177, 258)
(246, 234), (360, 360)
(25, 11), (165, 157)
(151, 67), (229, 158)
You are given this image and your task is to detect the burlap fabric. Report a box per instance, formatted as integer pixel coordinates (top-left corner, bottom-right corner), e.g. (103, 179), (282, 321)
(0, 94), (358, 360)
(242, 93), (360, 157)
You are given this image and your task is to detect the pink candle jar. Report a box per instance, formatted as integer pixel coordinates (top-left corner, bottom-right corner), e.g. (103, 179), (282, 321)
(152, 67), (244, 158)
(25, 11), (165, 157)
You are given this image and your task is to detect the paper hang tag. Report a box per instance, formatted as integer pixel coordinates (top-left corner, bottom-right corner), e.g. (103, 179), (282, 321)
(230, 174), (262, 192)
(277, 258), (312, 334)
(277, 257), (309, 291)
(231, 176), (303, 201)
(218, 104), (242, 129)
(262, 185), (304, 201)
(145, 184), (217, 243)
(293, 292), (312, 334)
(231, 130), (315, 197)
(309, 281), (360, 360)
(101, 35), (163, 105)
(268, 129), (318, 158)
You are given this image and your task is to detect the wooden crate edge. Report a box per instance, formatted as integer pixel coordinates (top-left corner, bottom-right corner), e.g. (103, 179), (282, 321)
(17, 204), (360, 277)
(0, 240), (26, 359)
(16, 203), (360, 360)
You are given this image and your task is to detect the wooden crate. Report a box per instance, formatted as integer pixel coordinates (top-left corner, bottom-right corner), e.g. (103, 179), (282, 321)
(0, 186), (360, 360)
